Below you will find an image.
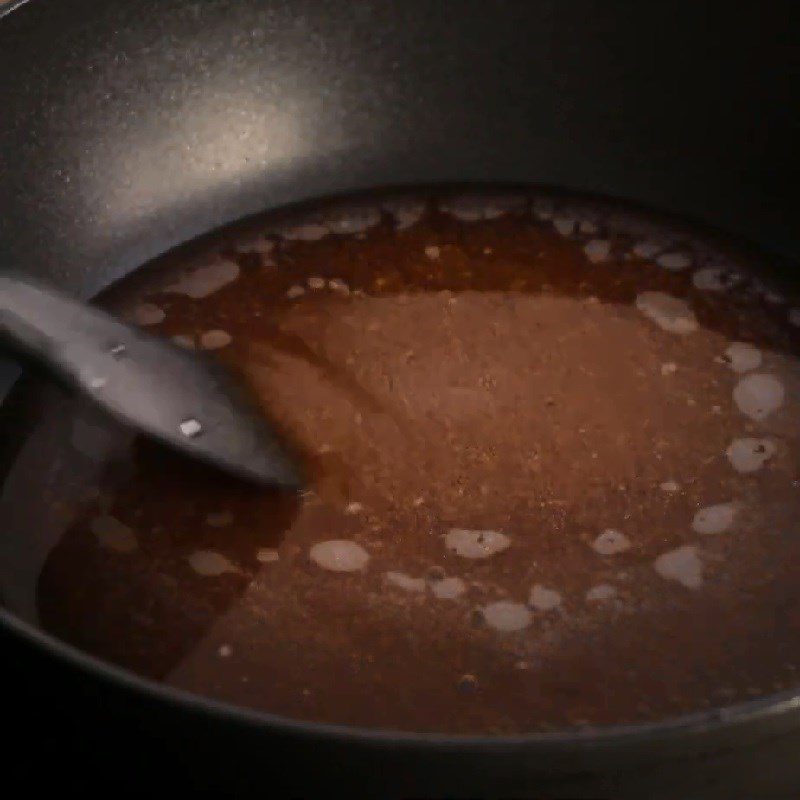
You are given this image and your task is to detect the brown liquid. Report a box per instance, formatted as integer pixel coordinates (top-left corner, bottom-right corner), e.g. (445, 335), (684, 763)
(2, 188), (799, 734)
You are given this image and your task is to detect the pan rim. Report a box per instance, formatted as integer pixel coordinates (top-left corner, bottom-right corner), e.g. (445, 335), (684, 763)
(4, 593), (800, 752)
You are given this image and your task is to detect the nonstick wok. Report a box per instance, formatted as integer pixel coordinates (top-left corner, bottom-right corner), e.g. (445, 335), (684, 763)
(1, 0), (798, 796)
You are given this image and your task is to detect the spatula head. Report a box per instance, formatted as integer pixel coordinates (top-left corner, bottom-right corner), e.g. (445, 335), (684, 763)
(1, 276), (303, 488)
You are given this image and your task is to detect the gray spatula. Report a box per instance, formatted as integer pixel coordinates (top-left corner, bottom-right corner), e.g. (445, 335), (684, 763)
(0, 273), (303, 489)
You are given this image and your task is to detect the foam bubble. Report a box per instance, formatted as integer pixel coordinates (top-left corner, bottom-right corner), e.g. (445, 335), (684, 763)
(385, 571), (426, 592)
(381, 196), (426, 230)
(286, 285), (306, 299)
(660, 480), (680, 492)
(481, 601), (532, 632)
(328, 278), (351, 295)
(586, 584), (618, 602)
(310, 540), (370, 572)
(656, 251), (692, 271)
(205, 511), (234, 527)
(692, 503), (737, 535)
(188, 550), (238, 576)
(431, 576), (467, 600)
(166, 259), (239, 299)
(281, 222), (329, 241)
(654, 545), (702, 589)
(553, 217), (576, 236)
(445, 528), (511, 559)
(237, 233), (275, 256)
(723, 342), (762, 373)
(171, 334), (195, 349)
(424, 245), (441, 260)
(632, 239), (663, 259)
(733, 373), (785, 421)
(635, 291), (698, 334)
(327, 204), (381, 235)
(693, 267), (743, 292)
(256, 548), (280, 563)
(591, 529), (631, 555)
(440, 193), (525, 221)
(726, 437), (777, 473)
(529, 584), (562, 611)
(131, 303), (165, 326)
(200, 329), (232, 350)
(583, 239), (611, 263)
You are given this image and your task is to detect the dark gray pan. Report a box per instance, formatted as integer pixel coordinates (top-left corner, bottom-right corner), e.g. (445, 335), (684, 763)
(1, 1), (798, 795)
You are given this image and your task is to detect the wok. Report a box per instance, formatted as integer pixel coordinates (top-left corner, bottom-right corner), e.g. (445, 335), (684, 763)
(1, 0), (798, 795)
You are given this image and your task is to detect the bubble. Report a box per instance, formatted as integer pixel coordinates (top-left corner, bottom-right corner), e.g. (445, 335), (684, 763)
(481, 601), (532, 632)
(529, 584), (562, 611)
(281, 222), (329, 241)
(328, 278), (351, 295)
(431, 576), (467, 600)
(591, 529), (631, 555)
(166, 259), (239, 298)
(440, 193), (525, 221)
(733, 373), (785, 421)
(131, 303), (165, 326)
(726, 437), (777, 473)
(583, 239), (611, 263)
(385, 571), (426, 592)
(723, 342), (762, 373)
(693, 267), (742, 292)
(205, 511), (234, 527)
(656, 251), (692, 271)
(188, 550), (238, 576)
(200, 329), (232, 350)
(586, 584), (618, 602)
(553, 217), (576, 236)
(309, 540), (370, 572)
(632, 239), (663, 259)
(327, 204), (381, 235)
(692, 503), (737, 535)
(654, 545), (702, 589)
(444, 528), (511, 559)
(381, 196), (426, 230)
(172, 334), (195, 349)
(635, 291), (698, 334)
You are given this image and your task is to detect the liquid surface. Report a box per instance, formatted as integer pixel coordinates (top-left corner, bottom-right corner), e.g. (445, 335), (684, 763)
(2, 188), (800, 735)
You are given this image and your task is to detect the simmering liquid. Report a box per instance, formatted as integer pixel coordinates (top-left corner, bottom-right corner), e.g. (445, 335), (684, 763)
(1, 187), (799, 734)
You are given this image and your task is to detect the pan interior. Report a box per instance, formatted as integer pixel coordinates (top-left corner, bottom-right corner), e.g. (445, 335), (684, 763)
(1, 185), (799, 736)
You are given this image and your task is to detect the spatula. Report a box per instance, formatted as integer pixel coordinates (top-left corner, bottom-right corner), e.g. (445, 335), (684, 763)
(0, 273), (303, 489)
